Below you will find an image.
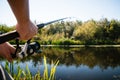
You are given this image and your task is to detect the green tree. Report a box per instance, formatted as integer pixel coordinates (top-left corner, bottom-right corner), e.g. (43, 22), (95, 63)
(73, 20), (97, 41)
(108, 19), (120, 41)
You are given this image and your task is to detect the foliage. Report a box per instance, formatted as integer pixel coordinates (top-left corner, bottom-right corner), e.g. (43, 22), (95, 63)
(51, 39), (82, 45)
(0, 24), (15, 33)
(73, 20), (97, 40)
(4, 56), (59, 80)
(37, 19), (120, 45)
(1, 18), (120, 45)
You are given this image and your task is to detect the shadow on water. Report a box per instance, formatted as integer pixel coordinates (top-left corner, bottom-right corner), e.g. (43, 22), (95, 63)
(0, 47), (120, 80)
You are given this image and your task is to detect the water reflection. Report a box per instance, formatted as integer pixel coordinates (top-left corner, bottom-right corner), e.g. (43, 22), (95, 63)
(41, 47), (120, 69)
(0, 47), (120, 80)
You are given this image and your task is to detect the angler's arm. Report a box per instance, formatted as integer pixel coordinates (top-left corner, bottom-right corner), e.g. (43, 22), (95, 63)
(7, 0), (29, 24)
(7, 0), (38, 40)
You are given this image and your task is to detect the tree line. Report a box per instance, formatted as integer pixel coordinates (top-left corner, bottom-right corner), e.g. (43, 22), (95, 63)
(0, 18), (120, 45)
(38, 18), (120, 45)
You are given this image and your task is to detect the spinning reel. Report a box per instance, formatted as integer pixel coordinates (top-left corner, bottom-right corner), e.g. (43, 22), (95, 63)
(11, 39), (40, 59)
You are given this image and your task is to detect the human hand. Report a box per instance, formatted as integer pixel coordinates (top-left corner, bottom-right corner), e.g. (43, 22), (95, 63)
(16, 20), (38, 40)
(0, 42), (15, 62)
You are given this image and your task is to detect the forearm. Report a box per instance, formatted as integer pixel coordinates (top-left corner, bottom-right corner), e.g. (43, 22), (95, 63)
(7, 0), (30, 24)
(8, 0), (38, 40)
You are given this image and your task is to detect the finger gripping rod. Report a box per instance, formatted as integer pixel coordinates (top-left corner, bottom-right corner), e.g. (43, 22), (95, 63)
(0, 17), (69, 44)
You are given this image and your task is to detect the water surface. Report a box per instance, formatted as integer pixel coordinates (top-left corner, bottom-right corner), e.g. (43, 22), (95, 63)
(1, 47), (120, 80)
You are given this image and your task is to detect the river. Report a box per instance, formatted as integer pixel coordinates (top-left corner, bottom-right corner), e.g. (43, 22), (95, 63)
(0, 47), (120, 80)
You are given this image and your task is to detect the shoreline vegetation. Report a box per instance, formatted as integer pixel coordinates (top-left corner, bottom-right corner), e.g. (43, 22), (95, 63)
(0, 18), (120, 45)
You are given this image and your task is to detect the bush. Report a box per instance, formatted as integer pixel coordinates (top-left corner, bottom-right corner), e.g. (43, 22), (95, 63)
(52, 39), (83, 45)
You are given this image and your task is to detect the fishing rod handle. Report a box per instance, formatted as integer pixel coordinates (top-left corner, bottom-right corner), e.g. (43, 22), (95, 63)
(0, 24), (45, 44)
(0, 31), (19, 44)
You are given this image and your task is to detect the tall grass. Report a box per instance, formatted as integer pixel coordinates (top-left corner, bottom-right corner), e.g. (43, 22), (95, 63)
(4, 56), (59, 80)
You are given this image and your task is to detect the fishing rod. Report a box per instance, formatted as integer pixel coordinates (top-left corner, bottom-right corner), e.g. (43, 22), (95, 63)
(0, 17), (69, 44)
(0, 17), (70, 59)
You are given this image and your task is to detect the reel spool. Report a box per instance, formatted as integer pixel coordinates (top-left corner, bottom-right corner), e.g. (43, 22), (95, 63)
(27, 41), (40, 56)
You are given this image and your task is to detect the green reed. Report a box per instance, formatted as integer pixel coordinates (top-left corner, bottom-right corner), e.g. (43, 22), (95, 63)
(4, 56), (59, 80)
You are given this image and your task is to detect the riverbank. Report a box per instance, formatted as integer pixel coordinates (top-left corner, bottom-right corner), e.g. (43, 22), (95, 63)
(40, 45), (120, 47)
(12, 44), (120, 48)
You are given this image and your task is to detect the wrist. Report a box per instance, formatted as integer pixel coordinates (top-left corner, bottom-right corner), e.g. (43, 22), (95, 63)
(17, 18), (30, 26)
